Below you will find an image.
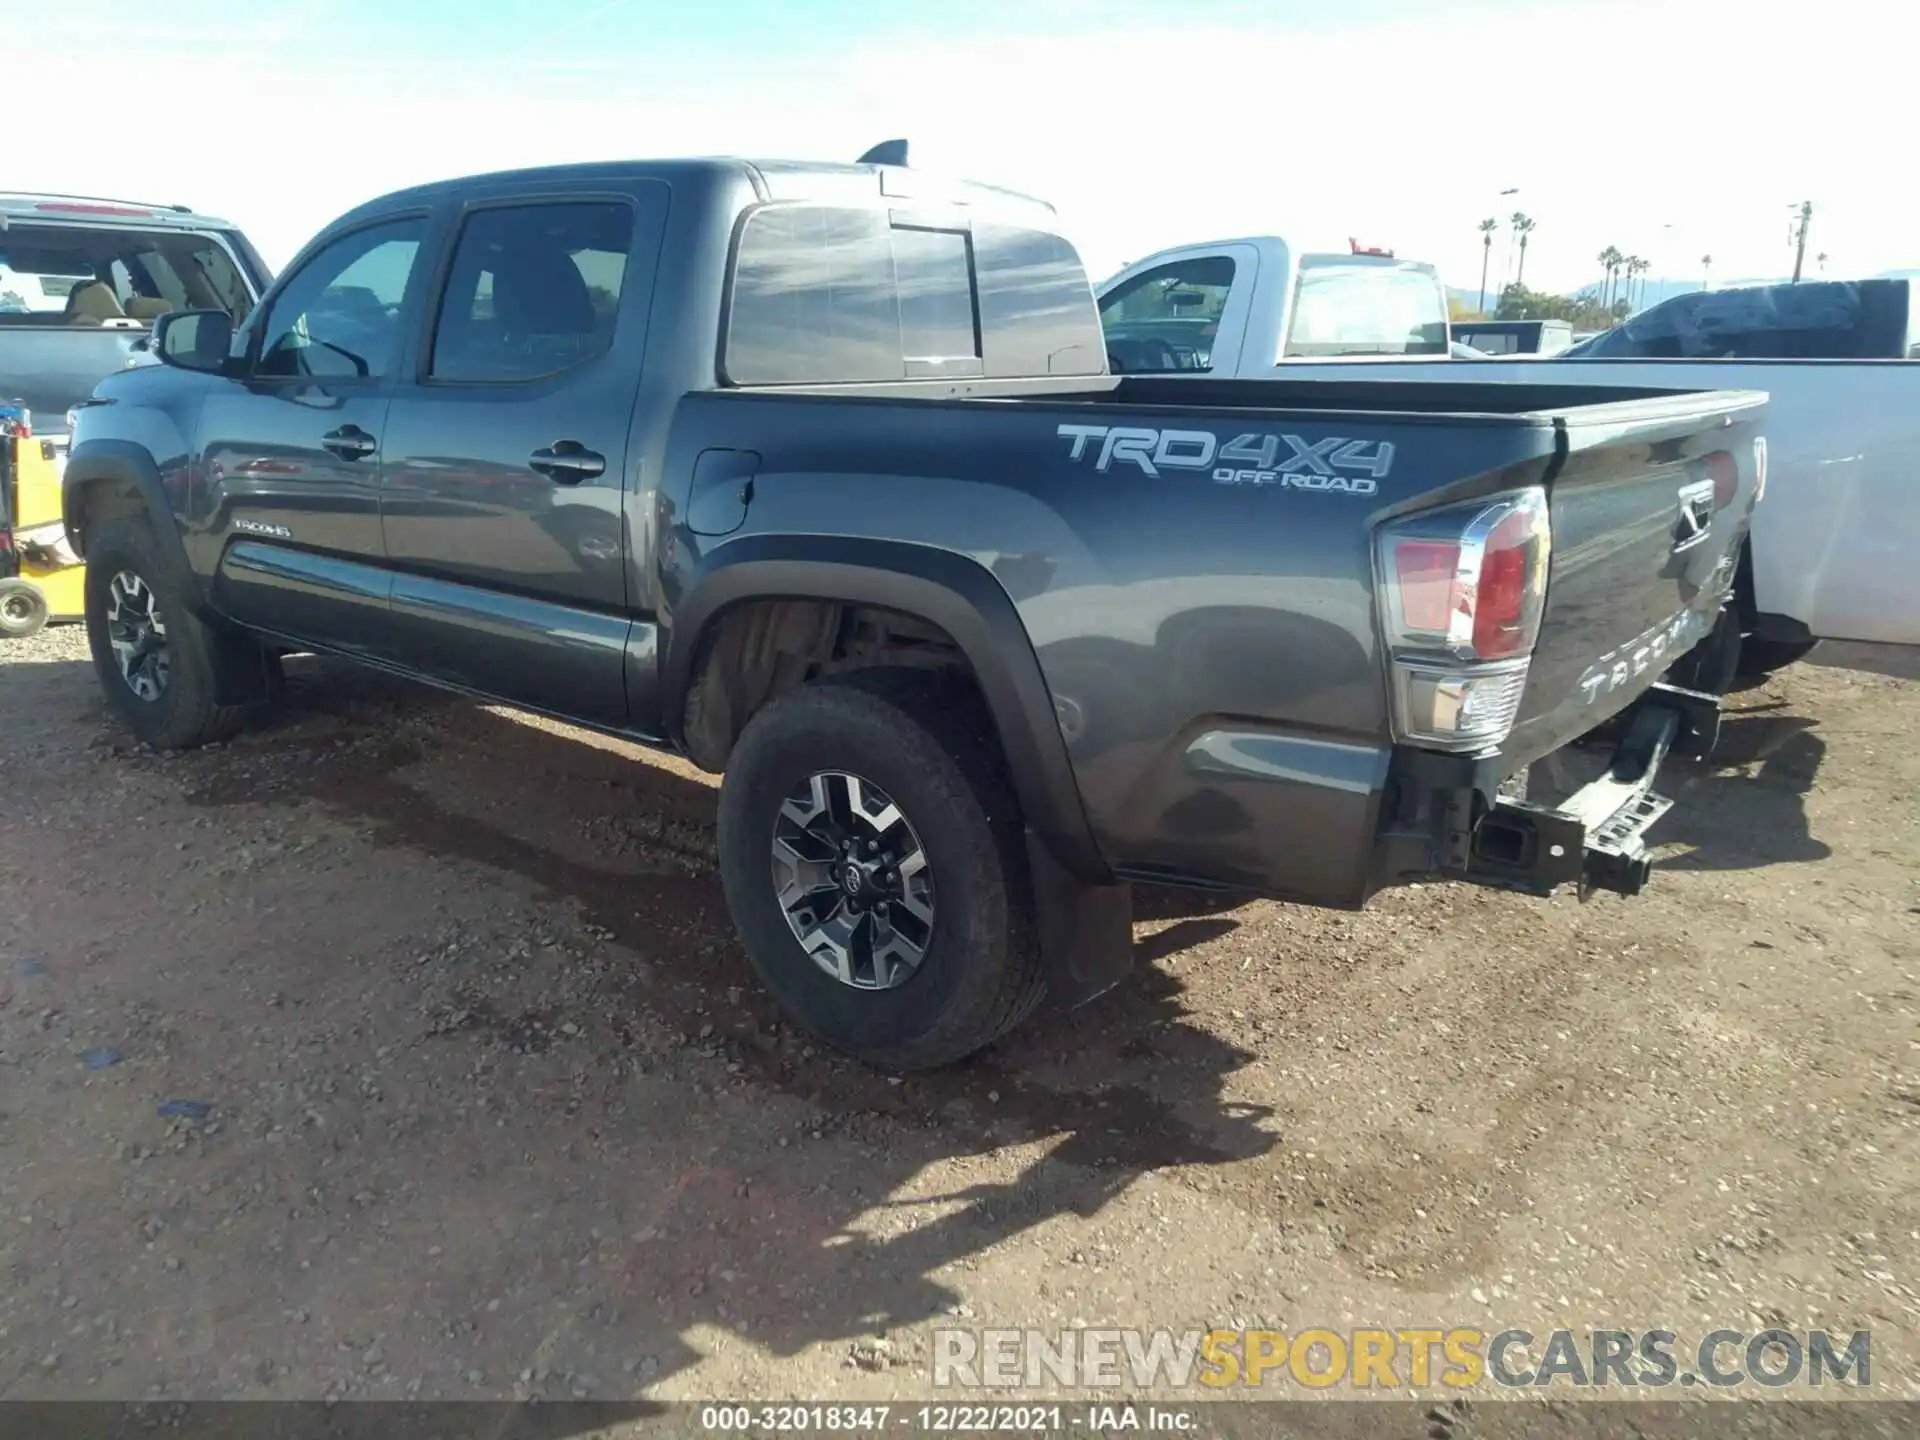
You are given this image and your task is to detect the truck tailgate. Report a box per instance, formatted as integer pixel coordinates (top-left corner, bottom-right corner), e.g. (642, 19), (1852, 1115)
(1503, 388), (1768, 764)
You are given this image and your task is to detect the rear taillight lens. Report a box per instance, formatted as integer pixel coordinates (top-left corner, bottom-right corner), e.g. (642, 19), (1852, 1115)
(1705, 450), (1738, 510)
(1375, 487), (1552, 751)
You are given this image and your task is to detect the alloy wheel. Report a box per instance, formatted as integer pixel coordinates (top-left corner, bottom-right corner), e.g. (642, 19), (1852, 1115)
(771, 771), (935, 990)
(105, 570), (171, 702)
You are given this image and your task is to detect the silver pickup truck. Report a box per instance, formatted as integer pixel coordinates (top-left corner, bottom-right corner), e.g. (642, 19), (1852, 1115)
(0, 193), (270, 442)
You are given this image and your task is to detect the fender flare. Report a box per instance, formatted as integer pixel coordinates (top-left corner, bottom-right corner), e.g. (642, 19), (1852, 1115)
(665, 533), (1112, 887)
(61, 440), (198, 600)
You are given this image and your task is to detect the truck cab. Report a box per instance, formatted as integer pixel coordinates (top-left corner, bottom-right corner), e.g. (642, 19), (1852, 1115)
(1095, 238), (1452, 375)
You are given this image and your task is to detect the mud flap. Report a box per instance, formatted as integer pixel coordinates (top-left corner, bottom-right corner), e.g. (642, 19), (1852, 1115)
(1025, 828), (1135, 1010)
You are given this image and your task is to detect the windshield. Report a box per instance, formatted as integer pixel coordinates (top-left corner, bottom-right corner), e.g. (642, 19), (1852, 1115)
(1282, 259), (1449, 358)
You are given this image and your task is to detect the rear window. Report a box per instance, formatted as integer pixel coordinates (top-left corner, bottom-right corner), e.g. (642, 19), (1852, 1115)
(0, 225), (256, 325)
(1282, 260), (1450, 358)
(723, 203), (1103, 385)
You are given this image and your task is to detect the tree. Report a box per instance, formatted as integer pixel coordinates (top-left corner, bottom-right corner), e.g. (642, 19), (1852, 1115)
(1701, 253), (1713, 289)
(1623, 255), (1646, 310)
(1477, 217), (1499, 312)
(1506, 210), (1530, 287)
(1494, 281), (1616, 331)
(1597, 246), (1620, 308)
(1510, 215), (1537, 287)
(1600, 245), (1626, 308)
(1817, 251), (1829, 274)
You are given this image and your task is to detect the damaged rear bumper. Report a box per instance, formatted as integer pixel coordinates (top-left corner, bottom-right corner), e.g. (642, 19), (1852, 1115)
(1373, 682), (1722, 900)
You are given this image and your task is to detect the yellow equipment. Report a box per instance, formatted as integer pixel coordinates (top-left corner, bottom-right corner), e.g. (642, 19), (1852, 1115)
(1, 409), (84, 638)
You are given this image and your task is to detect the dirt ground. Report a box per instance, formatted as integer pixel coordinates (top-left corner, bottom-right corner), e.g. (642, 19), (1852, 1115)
(1, 622), (1915, 1425)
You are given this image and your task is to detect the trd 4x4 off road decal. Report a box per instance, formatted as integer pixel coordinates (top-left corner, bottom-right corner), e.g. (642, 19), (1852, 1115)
(1055, 424), (1392, 495)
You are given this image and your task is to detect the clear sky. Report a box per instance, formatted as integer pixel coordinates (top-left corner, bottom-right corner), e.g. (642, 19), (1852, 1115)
(10, 0), (1903, 293)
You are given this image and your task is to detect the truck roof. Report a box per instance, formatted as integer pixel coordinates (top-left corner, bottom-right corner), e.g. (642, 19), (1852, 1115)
(0, 193), (241, 230)
(337, 156), (1057, 228)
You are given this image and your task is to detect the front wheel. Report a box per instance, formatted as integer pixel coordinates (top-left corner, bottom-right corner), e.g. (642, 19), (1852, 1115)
(83, 517), (256, 749)
(715, 669), (1046, 1071)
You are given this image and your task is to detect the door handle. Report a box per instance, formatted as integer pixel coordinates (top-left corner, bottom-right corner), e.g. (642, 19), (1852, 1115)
(321, 425), (377, 461)
(529, 441), (606, 484)
(1673, 478), (1714, 551)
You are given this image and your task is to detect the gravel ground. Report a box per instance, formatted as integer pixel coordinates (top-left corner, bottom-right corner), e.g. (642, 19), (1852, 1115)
(0, 621), (1915, 1428)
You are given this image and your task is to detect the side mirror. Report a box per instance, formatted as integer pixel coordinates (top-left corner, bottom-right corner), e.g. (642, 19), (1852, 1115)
(152, 309), (234, 374)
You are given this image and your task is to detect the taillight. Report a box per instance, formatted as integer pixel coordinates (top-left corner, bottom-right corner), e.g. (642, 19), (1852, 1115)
(1705, 450), (1738, 510)
(1375, 487), (1552, 751)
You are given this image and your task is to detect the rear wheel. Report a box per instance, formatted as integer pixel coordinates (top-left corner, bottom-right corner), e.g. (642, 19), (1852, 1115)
(715, 669), (1045, 1071)
(83, 517), (257, 749)
(0, 578), (49, 639)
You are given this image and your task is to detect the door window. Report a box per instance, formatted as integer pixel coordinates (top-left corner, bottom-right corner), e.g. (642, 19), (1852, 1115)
(255, 218), (426, 380)
(429, 202), (633, 382)
(1097, 256), (1234, 372)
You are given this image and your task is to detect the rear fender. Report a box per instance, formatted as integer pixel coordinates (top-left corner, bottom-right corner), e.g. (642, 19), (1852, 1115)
(665, 534), (1133, 1008)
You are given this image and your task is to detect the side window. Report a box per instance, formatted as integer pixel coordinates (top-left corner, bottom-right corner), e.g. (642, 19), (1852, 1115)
(429, 202), (633, 383)
(1096, 256), (1234, 373)
(255, 218), (426, 380)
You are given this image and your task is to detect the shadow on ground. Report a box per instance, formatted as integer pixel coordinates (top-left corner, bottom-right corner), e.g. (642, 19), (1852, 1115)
(163, 656), (1277, 1396)
(1660, 707), (1831, 871)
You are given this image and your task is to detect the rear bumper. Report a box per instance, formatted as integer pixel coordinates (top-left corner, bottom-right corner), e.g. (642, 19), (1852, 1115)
(1373, 682), (1720, 899)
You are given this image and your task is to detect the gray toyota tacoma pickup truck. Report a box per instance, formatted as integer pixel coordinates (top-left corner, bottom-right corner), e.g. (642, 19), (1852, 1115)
(61, 150), (1767, 1069)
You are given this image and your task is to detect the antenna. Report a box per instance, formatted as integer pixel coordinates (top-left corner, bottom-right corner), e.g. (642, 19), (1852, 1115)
(856, 139), (910, 167)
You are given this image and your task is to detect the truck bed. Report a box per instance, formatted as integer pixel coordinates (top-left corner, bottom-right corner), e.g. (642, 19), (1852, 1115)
(672, 376), (1765, 902)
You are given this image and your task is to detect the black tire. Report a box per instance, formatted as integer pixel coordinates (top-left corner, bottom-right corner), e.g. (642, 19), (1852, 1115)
(1735, 635), (1820, 680)
(0, 578), (50, 638)
(83, 517), (254, 749)
(715, 668), (1045, 1071)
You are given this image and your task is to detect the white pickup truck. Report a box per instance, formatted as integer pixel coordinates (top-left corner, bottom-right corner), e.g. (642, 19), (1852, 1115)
(1096, 236), (1462, 372)
(1098, 255), (1920, 666)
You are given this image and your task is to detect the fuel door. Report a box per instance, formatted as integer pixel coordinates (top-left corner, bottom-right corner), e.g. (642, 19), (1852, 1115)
(687, 448), (760, 537)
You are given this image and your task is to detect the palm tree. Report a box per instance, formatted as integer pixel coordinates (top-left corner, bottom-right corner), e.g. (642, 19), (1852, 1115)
(1477, 217), (1499, 312)
(1817, 251), (1829, 274)
(1512, 215), (1538, 286)
(1701, 253), (1713, 289)
(1597, 246), (1618, 307)
(1506, 210), (1530, 287)
(1624, 256), (1645, 310)
(1602, 245), (1625, 307)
